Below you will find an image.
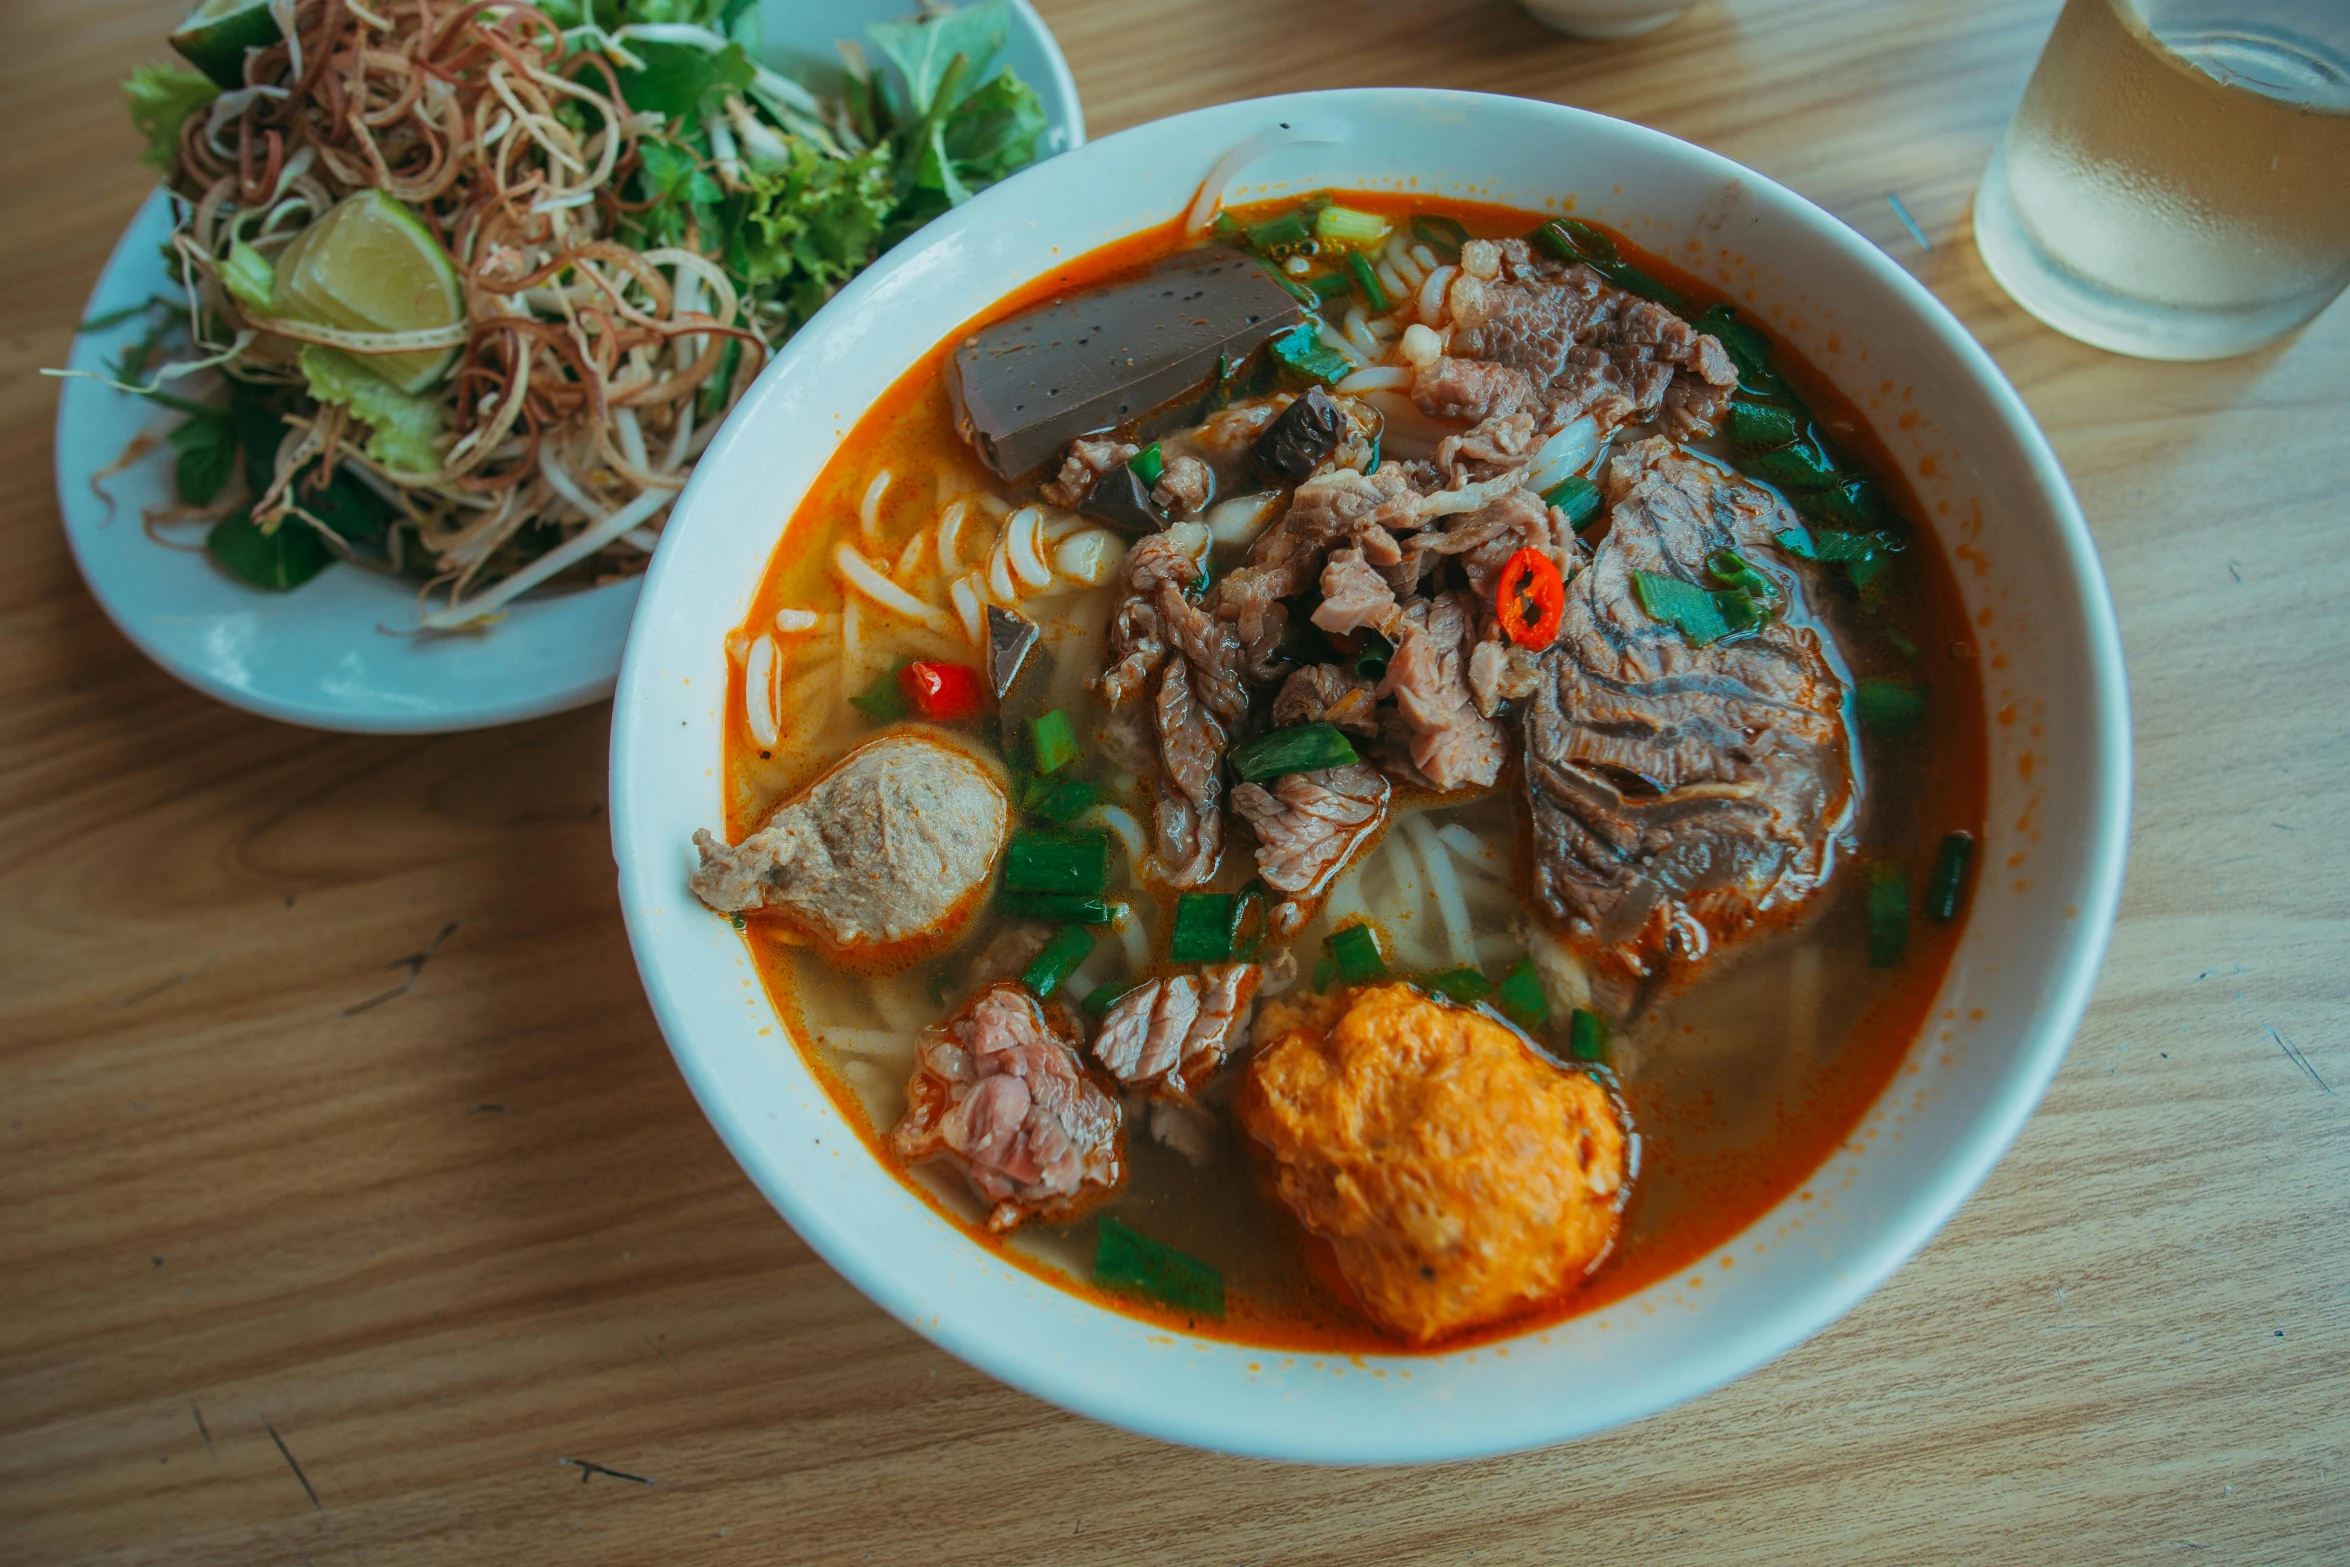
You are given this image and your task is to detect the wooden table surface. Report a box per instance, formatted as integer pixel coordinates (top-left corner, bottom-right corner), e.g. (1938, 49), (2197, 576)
(5, 0), (2346, 1561)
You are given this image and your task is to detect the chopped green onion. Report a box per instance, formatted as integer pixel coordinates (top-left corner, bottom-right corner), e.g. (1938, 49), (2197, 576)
(1803, 474), (1890, 532)
(1080, 979), (1137, 1018)
(998, 892), (1123, 926)
(1707, 547), (1776, 600)
(1364, 434), (1381, 475)
(1324, 923), (1389, 984)
(1128, 442), (1164, 488)
(849, 661), (911, 721)
(1261, 261), (1317, 306)
(1496, 958), (1551, 1029)
(1421, 967), (1493, 1004)
(1093, 1217), (1225, 1317)
(1531, 217), (1620, 268)
(1244, 211), (1314, 253)
(1311, 953), (1339, 992)
(1021, 924), (1097, 998)
(1212, 210), (1243, 242)
(1727, 398), (1802, 455)
(1688, 305), (1775, 384)
(1344, 250), (1390, 313)
(1925, 831), (1975, 922)
(1353, 628), (1393, 681)
(1307, 270), (1353, 304)
(1632, 570), (1747, 647)
(1847, 550), (1896, 602)
(1866, 860), (1909, 969)
(1003, 829), (1110, 896)
(1231, 721), (1359, 781)
(1568, 1007), (1611, 1063)
(1267, 323), (1355, 387)
(1775, 525), (1898, 564)
(1608, 265), (1688, 310)
(1411, 214), (1470, 259)
(1029, 708), (1081, 775)
(1030, 776), (1103, 824)
(1741, 431), (1841, 492)
(1541, 474), (1604, 530)
(1315, 204), (1389, 248)
(1886, 629), (1921, 660)
(1856, 678), (1928, 734)
(1231, 886), (1267, 961)
(1715, 586), (1767, 635)
(1170, 892), (1239, 963)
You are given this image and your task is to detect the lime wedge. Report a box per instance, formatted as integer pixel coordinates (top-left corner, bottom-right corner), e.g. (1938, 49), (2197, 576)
(168, 0), (283, 90)
(271, 191), (464, 393)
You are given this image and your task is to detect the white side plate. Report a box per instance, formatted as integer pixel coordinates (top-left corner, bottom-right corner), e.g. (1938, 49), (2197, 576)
(51, 1), (1081, 734)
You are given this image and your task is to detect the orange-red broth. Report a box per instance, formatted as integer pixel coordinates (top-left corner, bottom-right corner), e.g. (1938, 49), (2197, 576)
(719, 197), (1988, 1354)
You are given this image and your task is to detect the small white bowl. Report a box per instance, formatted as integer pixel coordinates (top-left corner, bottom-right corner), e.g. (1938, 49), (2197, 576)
(1520, 0), (1693, 40)
(610, 89), (2131, 1462)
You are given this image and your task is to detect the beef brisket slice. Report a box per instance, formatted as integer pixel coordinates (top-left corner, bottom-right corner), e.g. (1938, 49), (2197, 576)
(1522, 439), (1854, 977)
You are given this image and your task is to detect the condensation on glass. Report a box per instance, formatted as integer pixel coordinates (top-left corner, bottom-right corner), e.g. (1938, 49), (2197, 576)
(1974, 0), (2350, 359)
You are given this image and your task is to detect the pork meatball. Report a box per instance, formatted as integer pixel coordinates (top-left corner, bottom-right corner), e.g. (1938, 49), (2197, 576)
(1236, 983), (1629, 1343)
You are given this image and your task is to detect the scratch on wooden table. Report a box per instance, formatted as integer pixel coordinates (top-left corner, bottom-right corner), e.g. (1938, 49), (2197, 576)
(558, 1457), (654, 1486)
(117, 973), (190, 1007)
(337, 921), (460, 1017)
(2266, 1026), (2334, 1096)
(261, 1416), (322, 1512)
(188, 1399), (212, 1457)
(645, 1334), (680, 1372)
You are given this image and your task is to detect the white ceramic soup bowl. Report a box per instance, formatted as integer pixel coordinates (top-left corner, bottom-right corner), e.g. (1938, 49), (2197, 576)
(609, 89), (2130, 1463)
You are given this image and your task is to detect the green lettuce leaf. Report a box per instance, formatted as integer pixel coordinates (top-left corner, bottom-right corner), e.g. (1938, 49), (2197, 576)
(207, 508), (335, 590)
(865, 0), (1010, 119)
(298, 345), (446, 475)
(615, 37), (754, 121)
(723, 140), (895, 328)
(632, 136), (724, 247)
(124, 65), (219, 173)
(169, 410), (238, 505)
(943, 70), (1045, 188)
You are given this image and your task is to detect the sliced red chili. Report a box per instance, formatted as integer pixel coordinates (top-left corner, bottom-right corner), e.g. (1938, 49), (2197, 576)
(1496, 546), (1565, 651)
(897, 659), (988, 723)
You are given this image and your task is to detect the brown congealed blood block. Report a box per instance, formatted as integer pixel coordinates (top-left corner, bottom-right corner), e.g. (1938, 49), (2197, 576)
(947, 246), (1307, 481)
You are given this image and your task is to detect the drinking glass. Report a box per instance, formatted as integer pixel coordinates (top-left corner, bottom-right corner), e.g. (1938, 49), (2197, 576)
(1973, 0), (2350, 359)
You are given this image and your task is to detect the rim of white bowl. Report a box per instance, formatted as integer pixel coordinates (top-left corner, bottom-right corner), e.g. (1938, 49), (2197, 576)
(611, 88), (2132, 1463)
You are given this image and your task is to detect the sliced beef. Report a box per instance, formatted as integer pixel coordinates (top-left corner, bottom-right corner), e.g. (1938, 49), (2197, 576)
(1522, 437), (1854, 990)
(689, 734), (1007, 956)
(1210, 466), (1417, 658)
(1091, 964), (1262, 1100)
(1399, 483), (1566, 599)
(892, 983), (1124, 1232)
(1231, 762), (1390, 926)
(1094, 530), (1248, 887)
(1382, 591), (1507, 792)
(1151, 454), (1214, 515)
(1273, 663), (1380, 735)
(1411, 355), (1533, 424)
(1311, 547), (1405, 639)
(1467, 634), (1543, 718)
(1446, 264), (1739, 441)
(1431, 407), (1540, 487)
(1040, 436), (1137, 509)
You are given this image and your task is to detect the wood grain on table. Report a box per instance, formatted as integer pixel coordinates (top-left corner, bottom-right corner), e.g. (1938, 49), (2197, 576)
(3, 0), (2344, 1561)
